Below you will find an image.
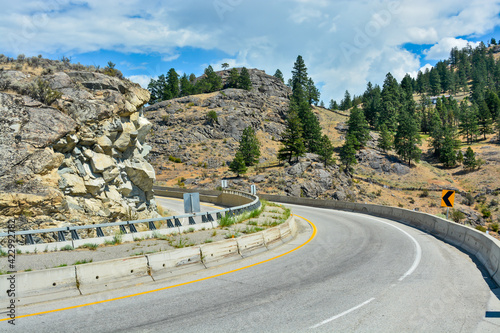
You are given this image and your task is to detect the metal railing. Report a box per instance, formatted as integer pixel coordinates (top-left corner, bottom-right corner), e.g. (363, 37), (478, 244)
(0, 190), (261, 245)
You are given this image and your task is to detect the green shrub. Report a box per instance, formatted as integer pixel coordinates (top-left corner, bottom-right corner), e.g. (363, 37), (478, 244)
(80, 243), (98, 251)
(450, 209), (465, 223)
(481, 207), (492, 218)
(60, 245), (74, 251)
(475, 225), (487, 232)
(169, 155), (182, 163)
(419, 189), (429, 198)
(207, 110), (218, 124)
(25, 78), (62, 105)
(490, 223), (499, 233)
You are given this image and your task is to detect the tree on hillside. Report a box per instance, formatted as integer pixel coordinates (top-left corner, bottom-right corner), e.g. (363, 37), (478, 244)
(274, 69), (284, 83)
(239, 67), (252, 90)
(195, 65), (222, 93)
(166, 68), (180, 99)
(459, 101), (479, 144)
(380, 72), (401, 132)
(346, 105), (370, 150)
(291, 55), (308, 92)
(394, 108), (421, 166)
(221, 63), (229, 70)
(227, 68), (239, 88)
(477, 100), (493, 140)
(329, 99), (338, 110)
(317, 134), (335, 166)
(495, 114), (500, 140)
(439, 126), (461, 168)
(307, 78), (320, 105)
(491, 38), (497, 45)
(339, 133), (358, 176)
(180, 73), (194, 97)
(319, 100), (325, 108)
(238, 126), (260, 166)
(148, 74), (167, 104)
(377, 123), (393, 153)
(278, 109), (306, 163)
(229, 151), (247, 177)
(340, 90), (352, 111)
(463, 146), (478, 171)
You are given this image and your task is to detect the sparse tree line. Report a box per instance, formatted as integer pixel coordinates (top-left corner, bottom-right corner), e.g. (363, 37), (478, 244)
(147, 65), (252, 104)
(337, 41), (500, 174)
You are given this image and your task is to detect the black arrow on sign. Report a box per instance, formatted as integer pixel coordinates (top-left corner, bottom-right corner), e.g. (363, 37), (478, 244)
(442, 191), (454, 207)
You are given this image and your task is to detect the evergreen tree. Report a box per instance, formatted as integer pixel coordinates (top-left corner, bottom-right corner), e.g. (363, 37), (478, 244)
(147, 74), (167, 104)
(456, 150), (464, 165)
(221, 63), (229, 70)
(340, 133), (358, 175)
(429, 68), (442, 95)
(229, 151), (247, 176)
(297, 100), (322, 153)
(307, 77), (320, 105)
(319, 100), (325, 108)
(477, 100), (493, 140)
(363, 83), (382, 127)
(274, 69), (284, 83)
(166, 68), (180, 99)
(227, 68), (239, 88)
(238, 126), (260, 166)
(380, 72), (401, 132)
(195, 65), (222, 93)
(463, 146), (477, 171)
(291, 55), (308, 92)
(439, 126), (460, 168)
(491, 38), (497, 45)
(329, 99), (338, 110)
(495, 114), (500, 140)
(485, 90), (500, 120)
(317, 134), (335, 166)
(340, 90), (352, 110)
(346, 105), (370, 150)
(459, 101), (479, 144)
(278, 109), (306, 163)
(239, 67), (252, 90)
(179, 73), (194, 97)
(394, 109), (421, 166)
(377, 123), (393, 153)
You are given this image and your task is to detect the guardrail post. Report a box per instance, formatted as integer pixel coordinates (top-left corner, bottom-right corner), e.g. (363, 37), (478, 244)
(96, 227), (104, 237)
(188, 216), (196, 225)
(128, 223), (138, 233)
(148, 221), (157, 230)
(25, 234), (34, 245)
(201, 214), (208, 223)
(207, 213), (214, 222)
(120, 225), (127, 234)
(174, 218), (182, 227)
(57, 231), (66, 242)
(216, 212), (222, 220)
(167, 219), (174, 228)
(69, 228), (80, 240)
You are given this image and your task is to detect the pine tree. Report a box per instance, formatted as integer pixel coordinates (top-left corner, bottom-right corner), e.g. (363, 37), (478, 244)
(317, 134), (335, 166)
(346, 105), (370, 150)
(340, 133), (358, 175)
(463, 146), (477, 171)
(227, 68), (239, 88)
(329, 99), (338, 110)
(340, 90), (352, 110)
(429, 68), (442, 95)
(291, 55), (308, 92)
(439, 126), (460, 168)
(274, 69), (284, 83)
(179, 73), (194, 97)
(380, 72), (401, 132)
(459, 101), (479, 144)
(229, 151), (247, 176)
(166, 68), (180, 99)
(394, 109), (421, 166)
(278, 109), (306, 163)
(296, 99), (322, 153)
(456, 150), (464, 165)
(239, 67), (252, 90)
(477, 100), (493, 140)
(307, 78), (320, 105)
(377, 123), (393, 153)
(238, 126), (260, 166)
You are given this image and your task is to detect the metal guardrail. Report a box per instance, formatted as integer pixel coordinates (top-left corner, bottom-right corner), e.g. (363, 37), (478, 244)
(0, 190), (261, 245)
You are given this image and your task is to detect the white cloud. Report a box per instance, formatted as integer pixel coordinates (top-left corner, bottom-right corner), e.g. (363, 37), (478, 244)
(128, 75), (152, 88)
(425, 37), (482, 60)
(1, 0), (500, 101)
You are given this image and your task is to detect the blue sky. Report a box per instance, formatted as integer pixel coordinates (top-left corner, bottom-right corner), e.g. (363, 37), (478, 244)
(1, 0), (500, 102)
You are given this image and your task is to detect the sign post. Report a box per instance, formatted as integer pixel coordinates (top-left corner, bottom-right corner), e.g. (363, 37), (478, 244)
(441, 190), (455, 219)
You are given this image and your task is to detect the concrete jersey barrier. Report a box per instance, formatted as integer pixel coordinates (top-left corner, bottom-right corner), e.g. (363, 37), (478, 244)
(259, 194), (500, 286)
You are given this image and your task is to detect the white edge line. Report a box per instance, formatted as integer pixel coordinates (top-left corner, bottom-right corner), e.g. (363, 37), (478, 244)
(359, 215), (422, 281)
(310, 298), (376, 329)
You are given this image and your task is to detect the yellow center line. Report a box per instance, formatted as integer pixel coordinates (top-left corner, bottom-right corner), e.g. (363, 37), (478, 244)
(1, 215), (316, 321)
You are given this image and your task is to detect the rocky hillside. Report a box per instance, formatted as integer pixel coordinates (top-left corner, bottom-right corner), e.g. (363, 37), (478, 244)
(145, 68), (500, 231)
(0, 58), (159, 236)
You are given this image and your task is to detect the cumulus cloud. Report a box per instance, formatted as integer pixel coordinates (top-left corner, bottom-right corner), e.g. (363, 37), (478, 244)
(128, 75), (152, 88)
(425, 37), (482, 60)
(1, 0), (499, 101)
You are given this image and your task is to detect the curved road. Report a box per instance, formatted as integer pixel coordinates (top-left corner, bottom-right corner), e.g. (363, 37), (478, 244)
(4, 203), (499, 332)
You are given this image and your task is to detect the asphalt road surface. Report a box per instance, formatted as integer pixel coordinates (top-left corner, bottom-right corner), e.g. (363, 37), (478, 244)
(3, 203), (500, 332)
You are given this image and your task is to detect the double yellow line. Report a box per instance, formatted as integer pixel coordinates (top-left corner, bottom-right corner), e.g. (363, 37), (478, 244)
(1, 215), (316, 321)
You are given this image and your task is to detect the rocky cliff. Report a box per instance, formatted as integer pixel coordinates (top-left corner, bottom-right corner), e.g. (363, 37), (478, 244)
(0, 59), (159, 234)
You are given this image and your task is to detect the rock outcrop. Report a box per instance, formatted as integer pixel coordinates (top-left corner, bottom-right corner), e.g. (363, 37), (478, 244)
(0, 61), (158, 234)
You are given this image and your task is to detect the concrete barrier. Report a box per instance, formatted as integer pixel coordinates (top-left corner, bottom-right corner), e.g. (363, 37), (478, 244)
(0, 266), (79, 305)
(237, 233), (266, 257)
(147, 246), (204, 280)
(200, 239), (241, 267)
(263, 227), (282, 249)
(260, 194), (500, 286)
(76, 256), (152, 294)
(279, 221), (293, 243)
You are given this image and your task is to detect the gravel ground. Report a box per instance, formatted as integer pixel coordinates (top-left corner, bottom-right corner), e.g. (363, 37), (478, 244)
(0, 205), (289, 272)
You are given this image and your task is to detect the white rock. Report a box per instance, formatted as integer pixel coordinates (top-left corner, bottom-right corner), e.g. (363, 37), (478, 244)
(61, 173), (87, 195)
(90, 152), (115, 173)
